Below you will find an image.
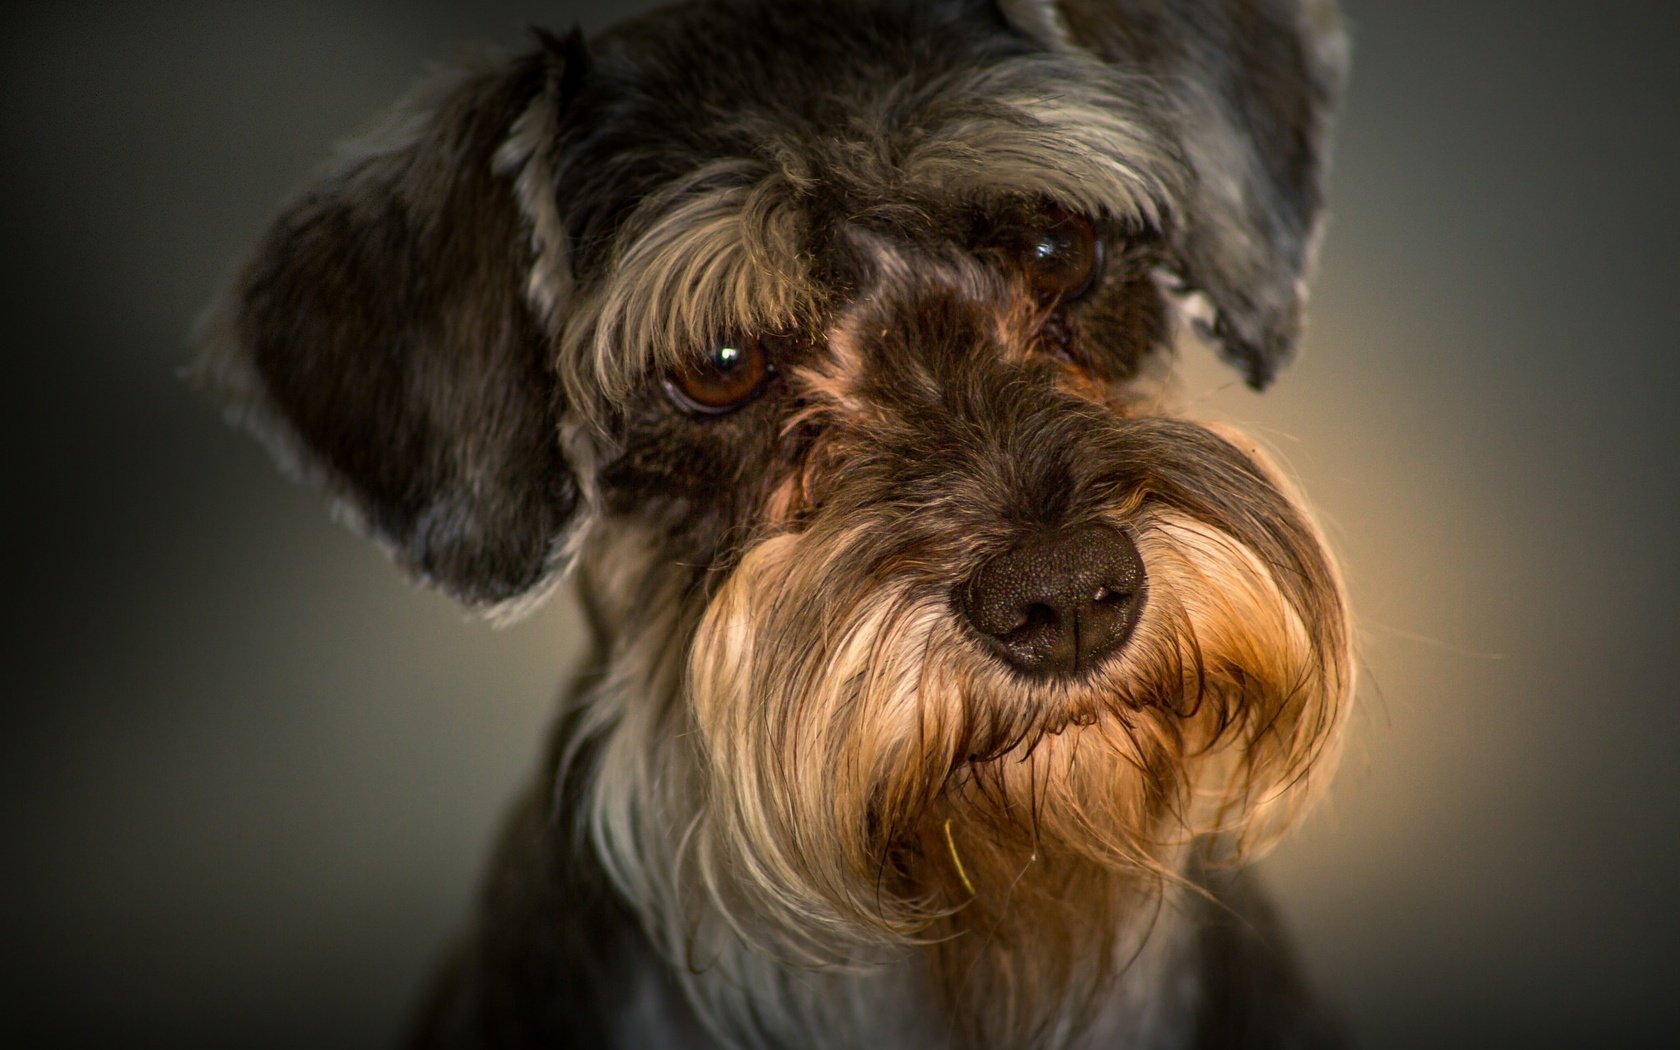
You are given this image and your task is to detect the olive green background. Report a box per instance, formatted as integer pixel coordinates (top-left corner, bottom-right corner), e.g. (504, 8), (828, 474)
(7, 2), (1676, 1046)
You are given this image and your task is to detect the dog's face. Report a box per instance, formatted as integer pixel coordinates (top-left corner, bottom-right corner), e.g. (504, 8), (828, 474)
(199, 0), (1350, 1043)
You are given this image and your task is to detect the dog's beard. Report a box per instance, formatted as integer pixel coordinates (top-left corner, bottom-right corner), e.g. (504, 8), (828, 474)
(577, 420), (1349, 1048)
(665, 423), (1347, 1046)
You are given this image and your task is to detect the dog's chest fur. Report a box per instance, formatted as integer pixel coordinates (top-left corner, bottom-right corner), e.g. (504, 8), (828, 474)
(418, 756), (1334, 1050)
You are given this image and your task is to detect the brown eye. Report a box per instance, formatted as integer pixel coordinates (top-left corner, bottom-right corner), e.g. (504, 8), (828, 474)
(1021, 211), (1103, 302)
(665, 336), (771, 415)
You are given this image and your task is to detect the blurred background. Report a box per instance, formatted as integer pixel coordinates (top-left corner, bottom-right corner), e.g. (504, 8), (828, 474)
(6, 1), (1676, 1047)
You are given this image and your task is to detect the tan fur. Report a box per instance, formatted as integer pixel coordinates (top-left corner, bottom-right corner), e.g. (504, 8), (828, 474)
(565, 419), (1349, 1048)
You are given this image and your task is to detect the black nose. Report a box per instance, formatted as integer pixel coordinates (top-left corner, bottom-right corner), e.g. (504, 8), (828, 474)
(960, 523), (1146, 679)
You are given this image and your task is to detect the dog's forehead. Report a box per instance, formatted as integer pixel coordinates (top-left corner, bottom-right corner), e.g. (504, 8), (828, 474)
(588, 2), (1172, 219)
(551, 1), (1181, 405)
(580, 0), (1027, 181)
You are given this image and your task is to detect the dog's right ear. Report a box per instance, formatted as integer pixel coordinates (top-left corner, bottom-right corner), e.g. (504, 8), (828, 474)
(194, 32), (588, 613)
(999, 0), (1348, 389)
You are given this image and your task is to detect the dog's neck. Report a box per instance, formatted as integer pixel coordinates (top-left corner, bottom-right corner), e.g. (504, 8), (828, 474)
(606, 865), (1204, 1050)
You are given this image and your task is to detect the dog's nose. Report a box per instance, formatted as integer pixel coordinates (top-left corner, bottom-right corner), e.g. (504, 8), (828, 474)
(960, 524), (1145, 679)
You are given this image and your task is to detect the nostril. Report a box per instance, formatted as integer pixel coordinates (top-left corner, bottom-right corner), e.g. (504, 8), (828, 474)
(1000, 602), (1058, 642)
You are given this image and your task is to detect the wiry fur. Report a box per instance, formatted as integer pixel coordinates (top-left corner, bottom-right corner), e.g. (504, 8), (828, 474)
(576, 355), (1349, 1048)
(198, 2), (1353, 1047)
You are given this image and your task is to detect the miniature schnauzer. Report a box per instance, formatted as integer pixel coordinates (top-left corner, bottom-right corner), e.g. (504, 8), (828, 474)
(197, 0), (1353, 1046)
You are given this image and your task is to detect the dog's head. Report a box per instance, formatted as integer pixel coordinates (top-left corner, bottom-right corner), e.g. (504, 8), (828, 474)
(198, 0), (1350, 1042)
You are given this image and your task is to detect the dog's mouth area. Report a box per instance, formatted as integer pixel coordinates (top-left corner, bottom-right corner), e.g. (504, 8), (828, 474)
(933, 588), (1180, 773)
(938, 682), (1139, 773)
(679, 492), (1346, 977)
(862, 713), (1183, 899)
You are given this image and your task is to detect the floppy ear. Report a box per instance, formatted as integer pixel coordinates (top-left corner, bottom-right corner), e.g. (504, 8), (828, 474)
(1000, 0), (1348, 387)
(194, 35), (587, 612)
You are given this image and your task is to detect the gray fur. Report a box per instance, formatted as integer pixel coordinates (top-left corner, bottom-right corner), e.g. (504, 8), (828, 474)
(198, 2), (1351, 1047)
(1002, 0), (1348, 385)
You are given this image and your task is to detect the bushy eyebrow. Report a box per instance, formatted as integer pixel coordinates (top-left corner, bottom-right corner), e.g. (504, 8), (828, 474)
(556, 50), (1181, 428)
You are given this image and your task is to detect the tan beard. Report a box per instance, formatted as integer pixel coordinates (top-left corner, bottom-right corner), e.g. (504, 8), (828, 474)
(661, 463), (1349, 1048)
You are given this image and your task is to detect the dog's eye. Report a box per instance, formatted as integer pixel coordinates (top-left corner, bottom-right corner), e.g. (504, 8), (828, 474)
(1022, 212), (1103, 302)
(665, 336), (771, 415)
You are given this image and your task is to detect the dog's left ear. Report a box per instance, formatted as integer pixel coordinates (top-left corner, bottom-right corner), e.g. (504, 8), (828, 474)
(195, 35), (588, 612)
(1000, 0), (1348, 387)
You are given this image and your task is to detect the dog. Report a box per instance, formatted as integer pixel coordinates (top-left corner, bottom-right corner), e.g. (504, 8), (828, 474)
(195, 1), (1353, 1046)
